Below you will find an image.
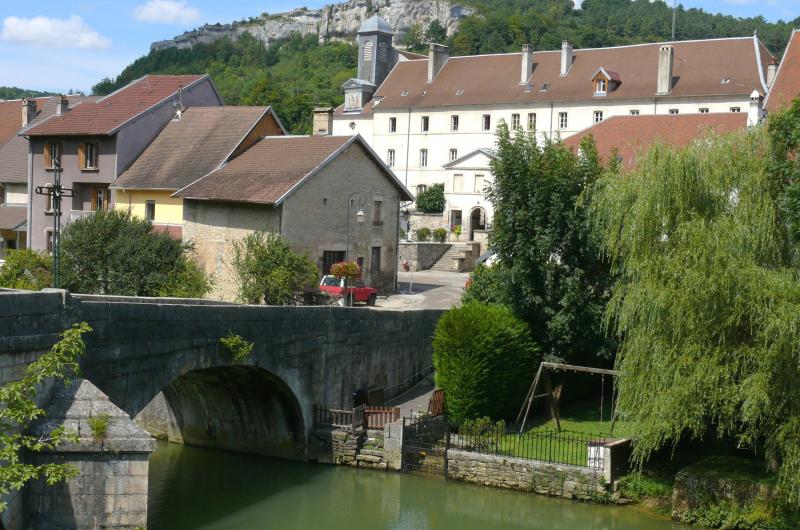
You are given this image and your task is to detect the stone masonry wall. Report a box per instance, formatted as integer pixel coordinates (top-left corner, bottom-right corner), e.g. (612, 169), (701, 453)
(398, 242), (450, 271)
(447, 450), (607, 500)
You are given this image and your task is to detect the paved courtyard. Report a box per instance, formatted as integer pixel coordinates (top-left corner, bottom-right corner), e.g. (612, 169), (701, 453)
(376, 270), (469, 310)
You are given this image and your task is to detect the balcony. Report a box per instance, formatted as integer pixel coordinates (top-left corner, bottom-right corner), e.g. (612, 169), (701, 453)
(68, 210), (95, 224)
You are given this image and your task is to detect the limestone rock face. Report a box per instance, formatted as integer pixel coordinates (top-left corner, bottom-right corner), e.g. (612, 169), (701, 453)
(150, 0), (473, 52)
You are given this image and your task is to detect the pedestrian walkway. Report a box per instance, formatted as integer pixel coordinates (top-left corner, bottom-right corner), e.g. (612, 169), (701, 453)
(386, 373), (435, 418)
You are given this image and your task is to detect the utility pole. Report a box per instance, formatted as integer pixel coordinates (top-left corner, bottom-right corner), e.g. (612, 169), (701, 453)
(34, 160), (76, 288)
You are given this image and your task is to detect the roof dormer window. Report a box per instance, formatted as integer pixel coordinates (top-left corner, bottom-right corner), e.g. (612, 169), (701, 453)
(592, 67), (620, 96)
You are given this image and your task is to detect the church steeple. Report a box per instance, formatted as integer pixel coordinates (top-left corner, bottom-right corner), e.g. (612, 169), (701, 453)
(357, 15), (394, 88)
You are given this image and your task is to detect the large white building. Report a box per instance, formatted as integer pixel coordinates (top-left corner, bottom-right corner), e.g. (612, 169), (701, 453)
(331, 17), (776, 239)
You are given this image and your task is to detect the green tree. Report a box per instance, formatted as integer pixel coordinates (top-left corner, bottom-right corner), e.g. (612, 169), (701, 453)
(433, 302), (539, 425)
(415, 183), (445, 213)
(488, 123), (613, 363)
(0, 249), (52, 290)
(766, 97), (800, 264)
(462, 263), (511, 306)
(425, 20), (448, 44)
(60, 210), (210, 297)
(231, 231), (318, 305)
(0, 323), (91, 510)
(590, 127), (800, 504)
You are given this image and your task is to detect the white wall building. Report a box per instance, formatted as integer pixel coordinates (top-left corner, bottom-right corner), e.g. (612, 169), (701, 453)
(332, 18), (775, 238)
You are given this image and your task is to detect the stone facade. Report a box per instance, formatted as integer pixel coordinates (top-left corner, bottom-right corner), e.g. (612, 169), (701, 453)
(182, 201), (281, 301)
(398, 242), (450, 271)
(447, 450), (607, 500)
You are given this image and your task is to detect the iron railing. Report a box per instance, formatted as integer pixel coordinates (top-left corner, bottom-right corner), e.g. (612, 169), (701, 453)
(450, 424), (610, 469)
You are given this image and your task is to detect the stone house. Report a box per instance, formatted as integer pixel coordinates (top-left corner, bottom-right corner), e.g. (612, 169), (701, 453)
(173, 134), (413, 302)
(111, 105), (285, 238)
(22, 75), (223, 251)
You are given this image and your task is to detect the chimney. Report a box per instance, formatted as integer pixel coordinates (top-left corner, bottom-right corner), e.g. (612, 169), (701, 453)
(748, 89), (763, 127)
(767, 57), (779, 88)
(56, 94), (69, 116)
(21, 98), (37, 127)
(427, 43), (449, 83)
(560, 41), (573, 77)
(656, 45), (674, 95)
(520, 44), (533, 85)
(313, 107), (333, 135)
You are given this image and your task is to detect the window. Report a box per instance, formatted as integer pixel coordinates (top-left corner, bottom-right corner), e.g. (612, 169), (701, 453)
(145, 200), (156, 222)
(669, 109), (679, 115)
(482, 114), (491, 131)
(389, 117), (397, 133)
(416, 184), (427, 195)
(92, 186), (108, 212)
(43, 141), (62, 170)
(421, 116), (429, 132)
(453, 173), (464, 192)
(449, 149), (458, 162)
(43, 183), (53, 212)
(373, 200), (383, 225)
(629, 109), (640, 116)
(527, 113), (537, 131)
(451, 115), (459, 131)
(559, 112), (568, 129)
(0, 184), (4, 205)
(730, 107), (741, 113)
(323, 251), (345, 274)
(371, 246), (382, 274)
(511, 113), (520, 130)
(420, 149), (428, 167)
(474, 174), (485, 193)
(540, 82), (551, 92)
(593, 110), (604, 124)
(595, 78), (608, 95)
(45, 230), (54, 254)
(387, 149), (395, 167)
(699, 108), (709, 114)
(79, 142), (98, 170)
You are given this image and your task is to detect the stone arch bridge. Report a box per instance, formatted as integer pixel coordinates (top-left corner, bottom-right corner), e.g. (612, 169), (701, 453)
(0, 289), (442, 529)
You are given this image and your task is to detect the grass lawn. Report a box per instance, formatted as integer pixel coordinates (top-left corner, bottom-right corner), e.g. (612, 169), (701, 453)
(521, 397), (634, 439)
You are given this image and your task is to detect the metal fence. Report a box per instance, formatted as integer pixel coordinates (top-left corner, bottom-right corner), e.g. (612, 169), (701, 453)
(450, 423), (610, 469)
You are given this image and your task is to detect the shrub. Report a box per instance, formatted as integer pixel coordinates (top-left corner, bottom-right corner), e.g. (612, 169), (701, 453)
(416, 227), (431, 241)
(451, 224), (462, 239)
(433, 302), (539, 425)
(462, 263), (511, 306)
(231, 231), (318, 305)
(416, 183), (445, 213)
(88, 414), (110, 442)
(400, 228), (407, 240)
(0, 249), (51, 290)
(60, 209), (210, 297)
(219, 331), (254, 362)
(432, 228), (447, 243)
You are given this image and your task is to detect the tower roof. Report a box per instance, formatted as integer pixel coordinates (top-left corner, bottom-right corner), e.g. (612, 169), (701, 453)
(359, 15), (393, 34)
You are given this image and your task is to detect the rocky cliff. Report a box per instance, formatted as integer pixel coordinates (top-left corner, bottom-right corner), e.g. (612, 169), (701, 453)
(150, 0), (472, 52)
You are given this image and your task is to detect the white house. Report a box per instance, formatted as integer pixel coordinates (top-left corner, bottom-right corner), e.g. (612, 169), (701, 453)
(332, 17), (775, 238)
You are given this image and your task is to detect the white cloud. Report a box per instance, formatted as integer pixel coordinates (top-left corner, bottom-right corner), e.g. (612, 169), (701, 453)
(1, 15), (110, 49)
(134, 0), (201, 24)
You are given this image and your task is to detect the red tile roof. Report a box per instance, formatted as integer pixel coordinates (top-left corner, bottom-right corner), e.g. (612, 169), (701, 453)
(175, 135), (413, 204)
(337, 37), (772, 116)
(765, 30), (800, 113)
(562, 113), (748, 167)
(25, 75), (207, 136)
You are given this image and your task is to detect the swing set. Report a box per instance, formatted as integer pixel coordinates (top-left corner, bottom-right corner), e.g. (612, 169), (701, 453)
(515, 362), (621, 435)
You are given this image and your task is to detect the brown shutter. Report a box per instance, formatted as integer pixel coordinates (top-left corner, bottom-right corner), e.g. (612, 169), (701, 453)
(78, 142), (86, 169)
(43, 143), (52, 168)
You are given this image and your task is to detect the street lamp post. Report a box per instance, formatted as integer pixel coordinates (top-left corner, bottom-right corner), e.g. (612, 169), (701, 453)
(344, 192), (366, 307)
(34, 160), (75, 288)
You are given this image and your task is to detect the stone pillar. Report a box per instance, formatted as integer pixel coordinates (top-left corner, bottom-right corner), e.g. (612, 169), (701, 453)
(383, 420), (404, 471)
(24, 380), (155, 530)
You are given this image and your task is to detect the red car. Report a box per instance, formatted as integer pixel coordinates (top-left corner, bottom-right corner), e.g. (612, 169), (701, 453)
(319, 275), (378, 306)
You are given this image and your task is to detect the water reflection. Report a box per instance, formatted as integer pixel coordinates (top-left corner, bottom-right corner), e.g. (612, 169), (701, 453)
(148, 442), (690, 530)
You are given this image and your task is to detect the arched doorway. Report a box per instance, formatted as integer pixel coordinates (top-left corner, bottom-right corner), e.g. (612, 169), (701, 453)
(469, 207), (487, 241)
(149, 366), (306, 459)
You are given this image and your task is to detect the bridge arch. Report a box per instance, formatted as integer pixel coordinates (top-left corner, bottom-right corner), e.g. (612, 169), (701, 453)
(151, 365), (306, 459)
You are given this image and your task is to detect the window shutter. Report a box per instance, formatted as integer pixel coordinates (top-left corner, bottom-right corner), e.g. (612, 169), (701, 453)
(78, 143), (86, 169)
(43, 143), (52, 168)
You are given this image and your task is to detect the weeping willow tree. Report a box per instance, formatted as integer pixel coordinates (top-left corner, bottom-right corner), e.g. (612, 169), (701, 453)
(591, 127), (800, 503)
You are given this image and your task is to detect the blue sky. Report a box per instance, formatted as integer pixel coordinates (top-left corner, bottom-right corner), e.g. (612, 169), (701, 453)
(0, 0), (797, 95)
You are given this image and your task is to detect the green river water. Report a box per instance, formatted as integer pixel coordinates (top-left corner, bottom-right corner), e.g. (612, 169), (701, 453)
(148, 441), (691, 530)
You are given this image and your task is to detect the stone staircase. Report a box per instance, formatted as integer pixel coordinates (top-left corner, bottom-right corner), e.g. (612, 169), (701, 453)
(429, 243), (480, 272)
